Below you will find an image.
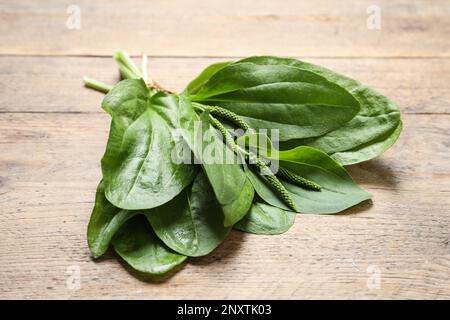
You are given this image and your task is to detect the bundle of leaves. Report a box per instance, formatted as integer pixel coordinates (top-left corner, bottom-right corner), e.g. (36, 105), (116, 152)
(84, 51), (402, 276)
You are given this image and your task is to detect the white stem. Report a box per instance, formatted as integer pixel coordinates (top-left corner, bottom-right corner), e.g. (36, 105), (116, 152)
(141, 54), (148, 82)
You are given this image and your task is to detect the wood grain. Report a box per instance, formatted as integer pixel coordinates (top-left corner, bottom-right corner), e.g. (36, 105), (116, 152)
(1, 0), (449, 300)
(0, 0), (449, 57)
(0, 112), (449, 299)
(0, 56), (449, 114)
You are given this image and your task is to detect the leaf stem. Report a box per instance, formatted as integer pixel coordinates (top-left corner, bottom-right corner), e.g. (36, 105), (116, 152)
(117, 64), (138, 80)
(141, 54), (148, 82)
(83, 77), (113, 93)
(113, 51), (142, 79)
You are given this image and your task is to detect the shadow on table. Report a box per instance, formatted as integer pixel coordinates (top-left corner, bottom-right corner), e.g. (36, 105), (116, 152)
(347, 158), (400, 190)
(335, 158), (400, 216)
(189, 230), (247, 266)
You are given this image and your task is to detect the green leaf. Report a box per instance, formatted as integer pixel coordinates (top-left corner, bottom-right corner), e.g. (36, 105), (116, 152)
(236, 131), (275, 158)
(87, 181), (139, 258)
(190, 60), (360, 141)
(239, 56), (402, 165)
(235, 202), (296, 235)
(101, 81), (196, 210)
(222, 178), (255, 227)
(146, 172), (230, 257)
(101, 78), (150, 117)
(244, 164), (290, 210)
(187, 61), (232, 94)
(195, 111), (247, 205)
(279, 146), (371, 213)
(323, 120), (403, 165)
(176, 94), (248, 207)
(112, 215), (186, 275)
(177, 94), (252, 225)
(246, 147), (371, 214)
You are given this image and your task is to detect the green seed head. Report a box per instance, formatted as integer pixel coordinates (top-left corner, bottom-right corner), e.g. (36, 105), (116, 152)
(277, 167), (322, 191)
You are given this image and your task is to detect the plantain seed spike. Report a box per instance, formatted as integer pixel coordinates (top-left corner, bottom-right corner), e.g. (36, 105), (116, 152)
(277, 167), (322, 191)
(209, 116), (239, 153)
(248, 153), (298, 212)
(206, 106), (250, 131)
(209, 114), (298, 212)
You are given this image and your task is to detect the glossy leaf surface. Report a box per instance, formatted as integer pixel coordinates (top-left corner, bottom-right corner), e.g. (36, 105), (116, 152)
(87, 181), (138, 258)
(235, 202), (296, 235)
(190, 60), (360, 141)
(101, 80), (196, 210)
(112, 216), (187, 275)
(246, 147), (371, 214)
(146, 172), (230, 257)
(238, 56), (402, 165)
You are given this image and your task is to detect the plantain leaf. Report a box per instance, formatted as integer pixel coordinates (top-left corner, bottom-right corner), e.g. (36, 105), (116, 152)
(101, 80), (196, 210)
(87, 180), (139, 258)
(189, 60), (360, 141)
(245, 147), (371, 214)
(235, 202), (296, 235)
(194, 110), (247, 206)
(278, 146), (371, 213)
(101, 78), (151, 117)
(244, 164), (290, 211)
(222, 177), (255, 227)
(112, 215), (186, 275)
(238, 56), (402, 165)
(187, 61), (232, 94)
(320, 120), (403, 165)
(177, 94), (253, 226)
(146, 172), (230, 257)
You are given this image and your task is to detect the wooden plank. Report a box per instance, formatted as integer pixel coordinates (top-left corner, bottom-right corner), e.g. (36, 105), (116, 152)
(0, 112), (449, 299)
(0, 0), (449, 57)
(1, 56), (449, 114)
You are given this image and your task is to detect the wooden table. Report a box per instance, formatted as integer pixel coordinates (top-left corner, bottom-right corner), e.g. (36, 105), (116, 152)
(0, 0), (449, 299)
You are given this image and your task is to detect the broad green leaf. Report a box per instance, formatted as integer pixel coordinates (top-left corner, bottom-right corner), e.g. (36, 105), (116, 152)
(323, 120), (403, 165)
(112, 215), (186, 275)
(177, 94), (251, 224)
(236, 131), (276, 159)
(146, 172), (230, 257)
(244, 164), (290, 210)
(279, 146), (371, 213)
(101, 82), (196, 210)
(195, 111), (247, 205)
(187, 61), (232, 94)
(235, 202), (296, 235)
(246, 147), (371, 214)
(176, 94), (248, 207)
(101, 78), (151, 117)
(190, 61), (360, 141)
(240, 56), (402, 165)
(87, 181), (139, 258)
(222, 178), (255, 227)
